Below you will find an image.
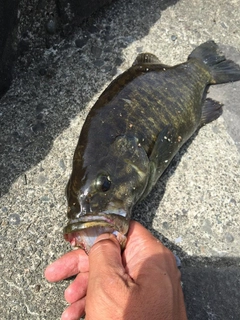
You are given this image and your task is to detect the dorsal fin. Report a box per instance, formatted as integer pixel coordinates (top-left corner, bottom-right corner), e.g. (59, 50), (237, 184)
(132, 53), (161, 66)
(132, 53), (171, 70)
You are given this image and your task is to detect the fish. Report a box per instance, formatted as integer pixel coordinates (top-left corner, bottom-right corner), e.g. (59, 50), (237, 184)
(63, 40), (240, 253)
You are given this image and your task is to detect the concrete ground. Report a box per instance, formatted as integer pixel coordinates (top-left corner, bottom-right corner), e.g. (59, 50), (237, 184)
(0, 0), (240, 319)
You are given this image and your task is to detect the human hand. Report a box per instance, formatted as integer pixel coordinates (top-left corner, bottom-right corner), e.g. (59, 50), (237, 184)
(45, 241), (89, 319)
(45, 221), (187, 320)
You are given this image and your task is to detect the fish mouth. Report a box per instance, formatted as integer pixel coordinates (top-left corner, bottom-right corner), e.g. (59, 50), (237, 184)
(63, 213), (129, 254)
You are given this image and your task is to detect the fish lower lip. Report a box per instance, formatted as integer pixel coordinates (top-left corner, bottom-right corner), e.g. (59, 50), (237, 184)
(63, 213), (129, 253)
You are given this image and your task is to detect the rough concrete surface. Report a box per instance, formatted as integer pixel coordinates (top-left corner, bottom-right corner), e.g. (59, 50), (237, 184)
(0, 0), (240, 319)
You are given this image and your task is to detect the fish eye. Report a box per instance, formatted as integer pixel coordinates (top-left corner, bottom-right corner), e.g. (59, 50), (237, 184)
(96, 175), (111, 192)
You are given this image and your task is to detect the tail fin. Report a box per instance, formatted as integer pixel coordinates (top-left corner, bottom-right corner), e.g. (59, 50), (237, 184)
(188, 40), (240, 84)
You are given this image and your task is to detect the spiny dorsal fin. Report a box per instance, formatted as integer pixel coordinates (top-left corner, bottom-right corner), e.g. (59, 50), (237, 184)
(132, 53), (161, 66)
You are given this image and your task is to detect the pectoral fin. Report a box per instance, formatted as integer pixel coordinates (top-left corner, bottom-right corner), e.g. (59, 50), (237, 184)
(149, 126), (177, 169)
(140, 126), (179, 200)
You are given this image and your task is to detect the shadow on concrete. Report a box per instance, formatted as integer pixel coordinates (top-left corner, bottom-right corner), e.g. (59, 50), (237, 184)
(0, 0), (179, 197)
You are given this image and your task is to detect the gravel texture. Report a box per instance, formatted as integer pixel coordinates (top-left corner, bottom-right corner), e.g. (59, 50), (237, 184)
(0, 0), (240, 319)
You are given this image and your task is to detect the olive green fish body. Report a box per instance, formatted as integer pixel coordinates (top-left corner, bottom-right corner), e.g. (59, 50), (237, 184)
(64, 41), (240, 252)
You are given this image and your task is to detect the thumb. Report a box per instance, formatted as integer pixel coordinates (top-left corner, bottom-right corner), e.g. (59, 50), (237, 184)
(86, 234), (130, 320)
(88, 233), (123, 278)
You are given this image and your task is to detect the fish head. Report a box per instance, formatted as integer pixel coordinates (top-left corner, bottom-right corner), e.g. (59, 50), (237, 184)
(64, 135), (150, 253)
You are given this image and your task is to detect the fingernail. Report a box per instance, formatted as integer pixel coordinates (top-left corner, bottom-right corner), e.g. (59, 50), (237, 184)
(112, 230), (119, 237)
(113, 230), (127, 249)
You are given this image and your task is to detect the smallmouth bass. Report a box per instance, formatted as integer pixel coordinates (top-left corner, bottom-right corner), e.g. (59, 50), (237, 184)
(64, 41), (240, 253)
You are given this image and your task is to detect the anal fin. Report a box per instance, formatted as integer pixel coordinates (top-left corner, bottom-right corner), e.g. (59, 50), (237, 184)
(201, 98), (223, 126)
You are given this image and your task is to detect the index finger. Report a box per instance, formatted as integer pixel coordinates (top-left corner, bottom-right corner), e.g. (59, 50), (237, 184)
(45, 249), (89, 282)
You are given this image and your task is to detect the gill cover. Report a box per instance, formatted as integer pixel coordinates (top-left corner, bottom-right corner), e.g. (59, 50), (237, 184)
(66, 134), (150, 223)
